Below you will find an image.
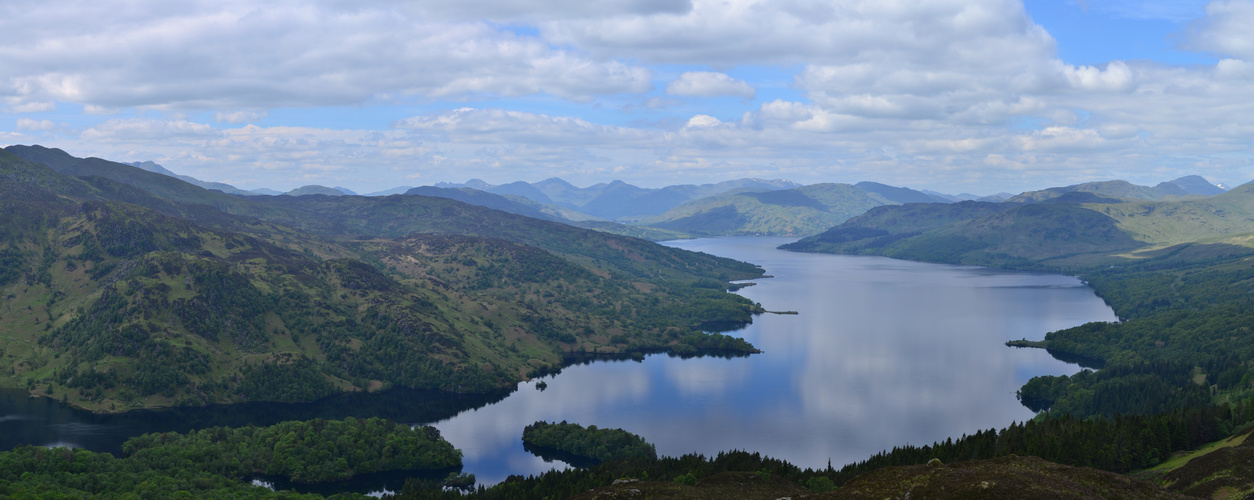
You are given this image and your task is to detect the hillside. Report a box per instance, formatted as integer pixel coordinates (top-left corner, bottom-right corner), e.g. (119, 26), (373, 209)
(0, 147), (766, 412)
(3, 145), (759, 281)
(638, 183), (891, 237)
(1006, 179), (1197, 204)
(786, 180), (1254, 267)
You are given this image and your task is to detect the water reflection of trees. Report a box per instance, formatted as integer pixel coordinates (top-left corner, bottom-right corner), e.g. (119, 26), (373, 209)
(0, 387), (512, 456)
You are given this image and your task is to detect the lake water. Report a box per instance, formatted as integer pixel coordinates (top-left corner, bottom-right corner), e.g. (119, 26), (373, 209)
(0, 236), (1117, 490)
(434, 236), (1117, 484)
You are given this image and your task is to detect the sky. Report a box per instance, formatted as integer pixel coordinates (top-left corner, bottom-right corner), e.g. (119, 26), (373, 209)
(2, 0), (1253, 195)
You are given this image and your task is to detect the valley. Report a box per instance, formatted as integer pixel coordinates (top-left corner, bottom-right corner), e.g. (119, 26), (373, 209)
(6, 144), (1254, 498)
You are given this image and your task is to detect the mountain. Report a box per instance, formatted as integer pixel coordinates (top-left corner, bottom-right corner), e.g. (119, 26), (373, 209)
(404, 186), (564, 222)
(786, 177), (1254, 268)
(639, 183), (890, 237)
(1159, 175), (1226, 196)
(363, 186), (414, 196)
(579, 180), (682, 219)
(532, 177), (607, 208)
(1006, 180), (1193, 204)
(127, 161), (258, 196)
(0, 145), (766, 412)
(978, 192), (1015, 202)
(284, 185), (346, 196)
(487, 181), (555, 204)
(785, 198), (1149, 267)
(855, 181), (952, 204)
(433, 177), (803, 221)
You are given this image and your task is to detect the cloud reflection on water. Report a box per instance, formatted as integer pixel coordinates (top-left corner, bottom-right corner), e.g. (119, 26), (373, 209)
(436, 237), (1118, 485)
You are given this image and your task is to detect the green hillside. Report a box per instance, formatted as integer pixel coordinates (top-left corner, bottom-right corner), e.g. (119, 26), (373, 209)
(639, 183), (888, 237)
(1006, 179), (1193, 203)
(0, 147), (765, 412)
(787, 181), (1254, 268)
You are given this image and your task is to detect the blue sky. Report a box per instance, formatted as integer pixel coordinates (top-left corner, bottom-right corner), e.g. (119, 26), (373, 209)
(2, 0), (1253, 195)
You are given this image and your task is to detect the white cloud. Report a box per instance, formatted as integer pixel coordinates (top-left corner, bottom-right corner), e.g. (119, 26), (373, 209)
(0, 0), (652, 111)
(684, 114), (723, 128)
(1062, 61), (1133, 91)
(15, 118), (56, 131)
(6, 0), (1254, 194)
(399, 0), (693, 21)
(666, 72), (755, 98)
(215, 110), (269, 124)
(395, 107), (657, 145)
(544, 0), (1054, 66)
(80, 119), (222, 142)
(3, 101), (55, 113)
(83, 105), (121, 115)
(1183, 0), (1254, 59)
(1013, 126), (1107, 152)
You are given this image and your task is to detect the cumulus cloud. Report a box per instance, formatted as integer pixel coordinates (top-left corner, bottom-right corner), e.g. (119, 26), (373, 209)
(544, 0), (1054, 65)
(666, 72), (755, 98)
(684, 114), (723, 128)
(1013, 126), (1107, 152)
(402, 0), (693, 21)
(80, 119), (222, 142)
(395, 107), (658, 146)
(1062, 61), (1134, 91)
(7, 0), (1254, 194)
(0, 0), (652, 111)
(15, 118), (56, 131)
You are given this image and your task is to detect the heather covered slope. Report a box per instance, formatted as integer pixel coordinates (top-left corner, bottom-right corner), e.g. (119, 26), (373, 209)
(0, 147), (765, 412)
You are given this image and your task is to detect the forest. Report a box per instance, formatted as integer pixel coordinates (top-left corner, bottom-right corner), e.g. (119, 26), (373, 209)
(0, 417), (460, 498)
(521, 421), (657, 465)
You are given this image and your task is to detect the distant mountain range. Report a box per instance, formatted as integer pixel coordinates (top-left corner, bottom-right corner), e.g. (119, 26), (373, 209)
(70, 151), (1239, 241)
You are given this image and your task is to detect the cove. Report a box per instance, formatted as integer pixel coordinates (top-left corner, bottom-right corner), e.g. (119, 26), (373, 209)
(0, 236), (1117, 490)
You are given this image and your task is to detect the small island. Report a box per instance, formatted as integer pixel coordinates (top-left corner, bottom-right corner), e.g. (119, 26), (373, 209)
(522, 421), (656, 467)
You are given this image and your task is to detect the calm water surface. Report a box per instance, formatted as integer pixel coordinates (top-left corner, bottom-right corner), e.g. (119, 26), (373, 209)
(0, 236), (1117, 489)
(434, 236), (1117, 484)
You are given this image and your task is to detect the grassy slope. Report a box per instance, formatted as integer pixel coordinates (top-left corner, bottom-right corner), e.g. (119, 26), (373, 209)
(0, 149), (765, 412)
(639, 183), (889, 237)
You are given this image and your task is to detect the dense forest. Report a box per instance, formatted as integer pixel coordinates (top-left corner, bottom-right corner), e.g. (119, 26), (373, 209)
(1012, 246), (1254, 420)
(521, 421), (657, 465)
(0, 417), (460, 498)
(122, 417), (461, 483)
